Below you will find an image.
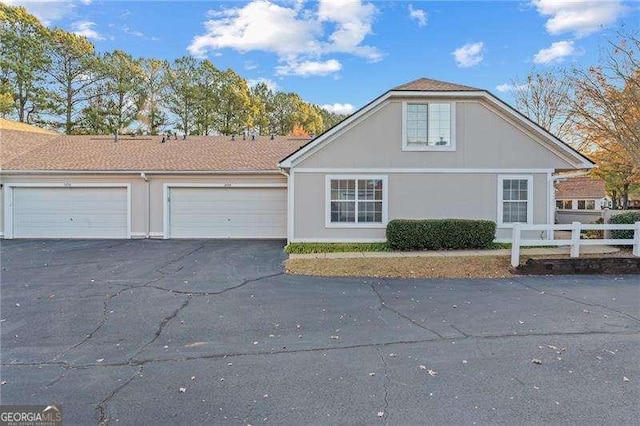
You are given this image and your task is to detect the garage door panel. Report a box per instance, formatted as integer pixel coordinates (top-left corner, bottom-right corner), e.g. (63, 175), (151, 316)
(169, 187), (286, 238)
(11, 187), (128, 239)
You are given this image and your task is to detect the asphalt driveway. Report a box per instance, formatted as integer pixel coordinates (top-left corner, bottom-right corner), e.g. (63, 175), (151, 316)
(1, 239), (638, 424)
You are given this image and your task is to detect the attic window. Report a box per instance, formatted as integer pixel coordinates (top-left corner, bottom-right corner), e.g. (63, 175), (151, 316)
(402, 102), (455, 151)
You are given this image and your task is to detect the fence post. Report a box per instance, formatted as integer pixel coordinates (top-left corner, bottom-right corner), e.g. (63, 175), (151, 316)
(511, 223), (521, 267)
(603, 210), (612, 239)
(570, 221), (581, 258)
(634, 222), (640, 257)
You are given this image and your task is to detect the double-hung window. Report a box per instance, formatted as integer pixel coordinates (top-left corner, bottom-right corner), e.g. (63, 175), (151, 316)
(403, 102), (455, 151)
(498, 176), (533, 226)
(327, 176), (387, 227)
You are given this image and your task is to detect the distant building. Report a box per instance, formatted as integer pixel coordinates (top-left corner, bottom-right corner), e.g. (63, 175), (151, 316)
(555, 176), (608, 211)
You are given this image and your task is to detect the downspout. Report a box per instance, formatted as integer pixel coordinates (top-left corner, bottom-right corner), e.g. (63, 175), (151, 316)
(140, 172), (150, 238)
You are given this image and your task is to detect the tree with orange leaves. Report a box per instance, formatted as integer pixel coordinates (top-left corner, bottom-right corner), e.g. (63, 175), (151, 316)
(569, 30), (640, 166)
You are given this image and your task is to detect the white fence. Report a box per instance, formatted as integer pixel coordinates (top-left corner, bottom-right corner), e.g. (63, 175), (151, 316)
(511, 221), (640, 267)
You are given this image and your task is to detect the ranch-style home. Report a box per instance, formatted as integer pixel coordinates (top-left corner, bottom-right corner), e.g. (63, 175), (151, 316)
(0, 78), (593, 242)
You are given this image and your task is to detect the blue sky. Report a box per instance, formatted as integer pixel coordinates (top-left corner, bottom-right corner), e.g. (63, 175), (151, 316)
(7, 0), (638, 114)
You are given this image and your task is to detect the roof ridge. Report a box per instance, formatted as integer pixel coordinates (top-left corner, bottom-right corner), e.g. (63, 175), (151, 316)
(392, 77), (481, 92)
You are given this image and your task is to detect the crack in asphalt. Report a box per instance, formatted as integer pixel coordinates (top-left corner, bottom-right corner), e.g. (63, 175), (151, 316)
(7, 329), (636, 370)
(48, 244), (206, 361)
(96, 365), (143, 425)
(51, 287), (131, 362)
(376, 347), (390, 424)
(515, 280), (640, 323)
(371, 282), (447, 339)
(45, 365), (70, 388)
(447, 323), (470, 338)
(130, 295), (192, 361)
(141, 272), (285, 296)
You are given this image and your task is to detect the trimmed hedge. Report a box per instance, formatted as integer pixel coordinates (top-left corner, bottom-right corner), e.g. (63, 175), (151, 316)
(609, 211), (640, 240)
(386, 219), (496, 251)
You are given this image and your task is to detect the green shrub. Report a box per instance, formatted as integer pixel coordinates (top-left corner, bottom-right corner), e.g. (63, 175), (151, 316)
(386, 219), (496, 251)
(285, 242), (389, 254)
(609, 211), (640, 240)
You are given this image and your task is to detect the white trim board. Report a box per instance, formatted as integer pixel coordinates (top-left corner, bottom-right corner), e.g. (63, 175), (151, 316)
(0, 170), (284, 175)
(287, 170), (295, 242)
(294, 168), (553, 174)
(3, 182), (132, 239)
(288, 238), (387, 243)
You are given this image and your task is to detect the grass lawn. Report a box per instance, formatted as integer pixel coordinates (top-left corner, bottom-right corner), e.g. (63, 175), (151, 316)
(285, 242), (511, 254)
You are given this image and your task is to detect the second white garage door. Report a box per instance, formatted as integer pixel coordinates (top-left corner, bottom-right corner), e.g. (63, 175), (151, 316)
(167, 187), (287, 239)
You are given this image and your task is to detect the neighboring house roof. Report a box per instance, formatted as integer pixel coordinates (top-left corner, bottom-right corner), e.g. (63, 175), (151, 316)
(0, 118), (57, 134)
(555, 176), (606, 199)
(1, 119), (59, 168)
(279, 77), (594, 169)
(393, 77), (480, 92)
(2, 134), (309, 172)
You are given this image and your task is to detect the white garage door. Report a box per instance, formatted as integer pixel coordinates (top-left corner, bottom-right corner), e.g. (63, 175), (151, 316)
(10, 186), (128, 238)
(168, 187), (286, 238)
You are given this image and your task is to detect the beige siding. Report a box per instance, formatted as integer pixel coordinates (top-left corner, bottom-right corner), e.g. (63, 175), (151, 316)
(296, 99), (577, 170)
(293, 172), (549, 241)
(1, 173), (286, 238)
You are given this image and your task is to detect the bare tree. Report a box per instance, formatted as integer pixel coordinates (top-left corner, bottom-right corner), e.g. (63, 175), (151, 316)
(511, 70), (578, 145)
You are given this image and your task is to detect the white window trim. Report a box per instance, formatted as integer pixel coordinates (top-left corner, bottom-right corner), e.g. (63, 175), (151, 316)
(402, 101), (456, 152)
(325, 175), (388, 229)
(497, 175), (534, 228)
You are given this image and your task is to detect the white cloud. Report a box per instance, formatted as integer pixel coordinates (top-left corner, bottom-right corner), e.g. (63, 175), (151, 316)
(532, 0), (626, 38)
(533, 40), (578, 64)
(275, 59), (342, 77)
(247, 77), (279, 92)
(321, 103), (354, 115)
(317, 0), (381, 60)
(71, 20), (104, 40)
(188, 1), (322, 58)
(408, 4), (427, 27)
(452, 42), (484, 68)
(188, 0), (380, 76)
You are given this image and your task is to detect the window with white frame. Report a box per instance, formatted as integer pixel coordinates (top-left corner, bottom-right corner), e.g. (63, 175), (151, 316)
(499, 176), (532, 224)
(328, 178), (384, 225)
(577, 199), (596, 210)
(404, 102), (453, 150)
(556, 199), (573, 210)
